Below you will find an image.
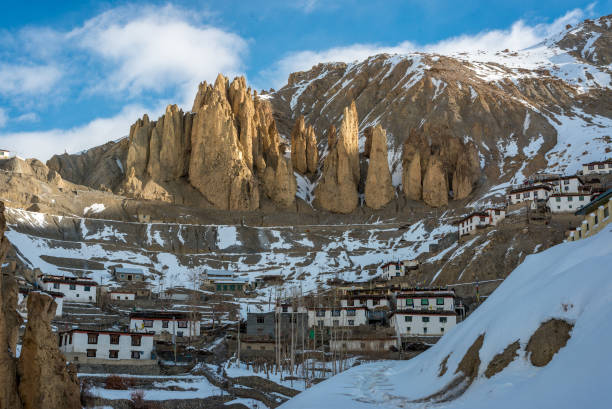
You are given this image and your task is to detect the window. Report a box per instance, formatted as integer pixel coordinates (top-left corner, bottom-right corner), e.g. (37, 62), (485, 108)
(423, 327), (428, 334)
(53, 283), (59, 289)
(348, 299), (355, 306)
(84, 286), (90, 292)
(515, 194), (520, 199)
(346, 309), (356, 316)
(59, 336), (62, 347)
(598, 164), (605, 169)
(441, 327), (445, 333)
(131, 335), (141, 346)
(178, 321), (188, 328)
(595, 215), (599, 225)
(256, 316), (265, 324)
(579, 196), (584, 201)
(69, 333), (72, 344)
(110, 334), (120, 345)
(143, 320), (153, 328)
(564, 179), (570, 185)
(109, 350), (119, 359)
(372, 299), (379, 306)
(131, 351), (141, 359)
(406, 327), (411, 333)
(568, 196), (573, 202)
(177, 331), (183, 337)
(556, 197), (561, 202)
(404, 316), (412, 322)
(436, 298), (444, 306)
(216, 284), (222, 291)
(421, 299), (429, 306)
(317, 320), (324, 328)
(605, 207), (609, 219)
(360, 343), (366, 349)
(333, 320), (339, 327)
(440, 317), (447, 323)
(282, 306), (288, 312)
(588, 165), (594, 170)
(406, 298), (414, 307)
(348, 320), (354, 326)
(69, 284), (76, 290)
(87, 333), (98, 344)
(316, 310), (325, 317)
(422, 317), (430, 322)
(332, 310), (341, 317)
(86, 349), (96, 357)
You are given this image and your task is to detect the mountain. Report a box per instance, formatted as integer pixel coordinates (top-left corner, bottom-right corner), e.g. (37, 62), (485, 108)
(48, 14), (612, 213)
(279, 224), (612, 409)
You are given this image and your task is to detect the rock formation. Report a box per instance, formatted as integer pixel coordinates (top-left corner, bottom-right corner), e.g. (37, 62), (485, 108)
(402, 144), (422, 201)
(17, 293), (81, 409)
(290, 116), (308, 174)
(0, 202), (81, 409)
(364, 125), (394, 209)
(117, 74), (296, 210)
(305, 125), (318, 174)
(422, 155), (448, 207)
(314, 102), (360, 213)
(291, 116), (319, 175)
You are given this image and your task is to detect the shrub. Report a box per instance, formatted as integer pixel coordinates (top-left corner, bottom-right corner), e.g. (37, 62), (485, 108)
(105, 375), (128, 390)
(80, 379), (96, 407)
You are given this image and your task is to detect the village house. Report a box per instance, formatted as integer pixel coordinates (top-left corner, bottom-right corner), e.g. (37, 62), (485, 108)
(330, 336), (397, 353)
(108, 289), (137, 301)
(18, 288), (64, 316)
(547, 193), (591, 213)
(58, 329), (155, 363)
(507, 184), (552, 205)
(542, 175), (584, 193)
(455, 208), (506, 236)
(0, 149), (10, 159)
(213, 279), (247, 293)
(582, 159), (612, 175)
(394, 289), (456, 311)
(567, 189), (612, 242)
(202, 270), (235, 284)
(129, 310), (201, 337)
(112, 267), (146, 282)
(340, 294), (390, 309)
(41, 275), (98, 302)
(307, 306), (368, 328)
(246, 308), (308, 339)
(239, 336), (276, 356)
(380, 261), (404, 280)
(389, 310), (457, 337)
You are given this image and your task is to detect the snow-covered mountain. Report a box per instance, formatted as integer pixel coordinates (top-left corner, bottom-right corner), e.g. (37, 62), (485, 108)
(279, 224), (612, 409)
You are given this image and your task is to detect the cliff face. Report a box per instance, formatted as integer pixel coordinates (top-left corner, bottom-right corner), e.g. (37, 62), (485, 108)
(0, 202), (80, 409)
(47, 14), (612, 214)
(116, 74), (296, 210)
(364, 125), (394, 209)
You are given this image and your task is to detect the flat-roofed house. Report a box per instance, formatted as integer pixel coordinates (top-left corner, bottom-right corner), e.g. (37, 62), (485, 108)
(58, 329), (155, 363)
(390, 288), (458, 337)
(582, 159), (612, 175)
(41, 275), (97, 303)
(507, 185), (551, 205)
(129, 310), (201, 337)
(307, 306), (368, 328)
(112, 267), (146, 282)
(567, 189), (612, 242)
(0, 149), (10, 159)
(547, 193), (592, 213)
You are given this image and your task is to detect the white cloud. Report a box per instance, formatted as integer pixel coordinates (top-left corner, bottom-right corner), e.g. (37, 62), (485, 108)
(69, 5), (247, 104)
(0, 64), (62, 96)
(259, 7), (588, 89)
(14, 112), (39, 123)
(0, 108), (7, 128)
(0, 104), (164, 161)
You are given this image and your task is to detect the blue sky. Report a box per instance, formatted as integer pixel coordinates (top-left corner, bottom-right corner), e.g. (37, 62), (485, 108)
(0, 0), (610, 160)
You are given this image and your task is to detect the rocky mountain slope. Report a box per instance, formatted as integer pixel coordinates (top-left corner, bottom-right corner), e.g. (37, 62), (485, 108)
(48, 15), (612, 214)
(279, 224), (612, 409)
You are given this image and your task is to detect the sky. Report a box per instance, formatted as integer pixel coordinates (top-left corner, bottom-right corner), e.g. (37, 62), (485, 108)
(0, 0), (610, 160)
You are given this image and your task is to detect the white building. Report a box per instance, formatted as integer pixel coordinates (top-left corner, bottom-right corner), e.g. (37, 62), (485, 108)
(41, 275), (97, 303)
(547, 193), (591, 213)
(0, 149), (10, 159)
(507, 185), (552, 205)
(58, 329), (155, 363)
(307, 307), (368, 328)
(113, 267), (146, 282)
(542, 176), (584, 193)
(129, 311), (201, 337)
(109, 290), (136, 301)
(330, 337), (397, 353)
(390, 311), (457, 337)
(340, 295), (390, 309)
(456, 208), (506, 236)
(18, 289), (64, 316)
(394, 290), (456, 311)
(380, 262), (405, 280)
(582, 159), (612, 175)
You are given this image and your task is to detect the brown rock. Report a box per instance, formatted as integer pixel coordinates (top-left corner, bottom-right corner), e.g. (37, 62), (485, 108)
(305, 125), (318, 174)
(126, 114), (153, 178)
(0, 202), (22, 409)
(422, 155), (448, 207)
(189, 82), (259, 211)
(17, 293), (81, 409)
(363, 127), (373, 158)
(290, 116), (308, 174)
(526, 319), (573, 367)
(402, 144), (422, 201)
(327, 125), (337, 149)
(485, 340), (520, 378)
(314, 103), (360, 214)
(364, 125), (394, 209)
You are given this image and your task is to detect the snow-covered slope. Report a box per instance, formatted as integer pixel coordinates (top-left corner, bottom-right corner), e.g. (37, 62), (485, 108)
(280, 224), (612, 409)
